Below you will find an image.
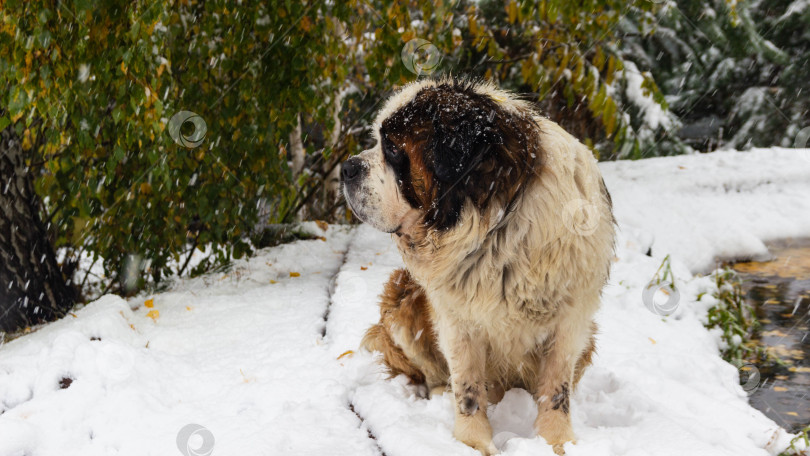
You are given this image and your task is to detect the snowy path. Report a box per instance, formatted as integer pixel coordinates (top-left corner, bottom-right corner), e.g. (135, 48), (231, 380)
(1, 148), (809, 455)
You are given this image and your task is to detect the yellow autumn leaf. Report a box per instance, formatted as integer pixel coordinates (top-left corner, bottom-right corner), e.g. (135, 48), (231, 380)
(269, 279), (277, 284)
(289, 272), (300, 277)
(648, 337), (657, 344)
(144, 298), (154, 308)
(786, 412), (799, 417)
(21, 129), (32, 150)
(506, 1), (518, 24)
(337, 350), (354, 360)
(773, 386), (788, 392)
(299, 16), (312, 32)
(146, 309), (159, 321)
(186, 306), (193, 311)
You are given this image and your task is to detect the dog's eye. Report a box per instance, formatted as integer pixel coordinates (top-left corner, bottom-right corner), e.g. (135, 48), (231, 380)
(383, 137), (404, 164)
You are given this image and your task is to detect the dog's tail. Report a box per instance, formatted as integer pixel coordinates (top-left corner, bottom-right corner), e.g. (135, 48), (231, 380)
(361, 322), (429, 385)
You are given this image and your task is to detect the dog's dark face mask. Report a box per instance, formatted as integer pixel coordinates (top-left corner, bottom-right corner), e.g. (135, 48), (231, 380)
(343, 80), (539, 234)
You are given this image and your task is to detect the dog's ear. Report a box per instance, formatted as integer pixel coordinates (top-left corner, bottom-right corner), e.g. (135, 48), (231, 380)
(432, 111), (501, 183)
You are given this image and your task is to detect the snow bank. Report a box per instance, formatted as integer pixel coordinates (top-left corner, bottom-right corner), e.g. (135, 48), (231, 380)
(601, 148), (810, 273)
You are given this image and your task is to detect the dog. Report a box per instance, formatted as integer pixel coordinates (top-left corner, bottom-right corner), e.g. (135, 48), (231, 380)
(342, 78), (615, 455)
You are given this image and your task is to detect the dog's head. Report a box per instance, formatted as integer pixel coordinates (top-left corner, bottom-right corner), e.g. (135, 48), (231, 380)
(342, 79), (540, 235)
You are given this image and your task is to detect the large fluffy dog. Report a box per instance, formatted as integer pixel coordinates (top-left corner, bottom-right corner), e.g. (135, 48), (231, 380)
(342, 79), (615, 455)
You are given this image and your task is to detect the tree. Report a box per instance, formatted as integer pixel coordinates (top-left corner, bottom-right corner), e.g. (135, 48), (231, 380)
(0, 126), (76, 331)
(622, 0), (810, 152)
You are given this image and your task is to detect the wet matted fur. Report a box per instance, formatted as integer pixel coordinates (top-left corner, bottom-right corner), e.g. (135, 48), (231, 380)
(344, 78), (615, 455)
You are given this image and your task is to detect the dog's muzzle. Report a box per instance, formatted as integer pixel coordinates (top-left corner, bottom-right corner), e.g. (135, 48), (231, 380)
(341, 156), (368, 219)
(341, 156), (365, 185)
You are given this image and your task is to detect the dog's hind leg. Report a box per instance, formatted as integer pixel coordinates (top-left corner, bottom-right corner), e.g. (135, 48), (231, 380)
(361, 269), (449, 391)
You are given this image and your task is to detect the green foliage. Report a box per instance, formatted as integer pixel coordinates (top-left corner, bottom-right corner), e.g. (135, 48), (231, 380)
(651, 254), (677, 288)
(704, 268), (765, 365)
(779, 425), (810, 456)
(624, 0), (810, 152)
(1, 0), (364, 292)
(392, 0), (668, 158)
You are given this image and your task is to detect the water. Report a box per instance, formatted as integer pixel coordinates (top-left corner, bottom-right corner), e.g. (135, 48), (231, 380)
(732, 239), (810, 432)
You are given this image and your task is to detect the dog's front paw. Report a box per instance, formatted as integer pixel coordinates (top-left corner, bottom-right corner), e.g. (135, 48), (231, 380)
(536, 410), (576, 455)
(456, 431), (498, 456)
(551, 442), (573, 455)
(472, 440), (499, 456)
(454, 411), (498, 456)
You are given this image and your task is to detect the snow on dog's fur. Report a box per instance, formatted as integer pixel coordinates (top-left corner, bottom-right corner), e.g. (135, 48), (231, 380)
(342, 78), (615, 455)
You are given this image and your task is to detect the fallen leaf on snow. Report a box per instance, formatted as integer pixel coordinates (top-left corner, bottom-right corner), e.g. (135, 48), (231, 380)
(146, 310), (159, 321)
(289, 272), (300, 277)
(144, 298), (154, 308)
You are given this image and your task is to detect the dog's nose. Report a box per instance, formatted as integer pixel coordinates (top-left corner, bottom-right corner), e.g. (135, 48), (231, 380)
(342, 157), (362, 182)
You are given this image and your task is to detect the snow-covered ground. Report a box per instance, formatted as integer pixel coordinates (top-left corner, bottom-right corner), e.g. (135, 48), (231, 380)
(602, 148), (810, 273)
(1, 148), (809, 456)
